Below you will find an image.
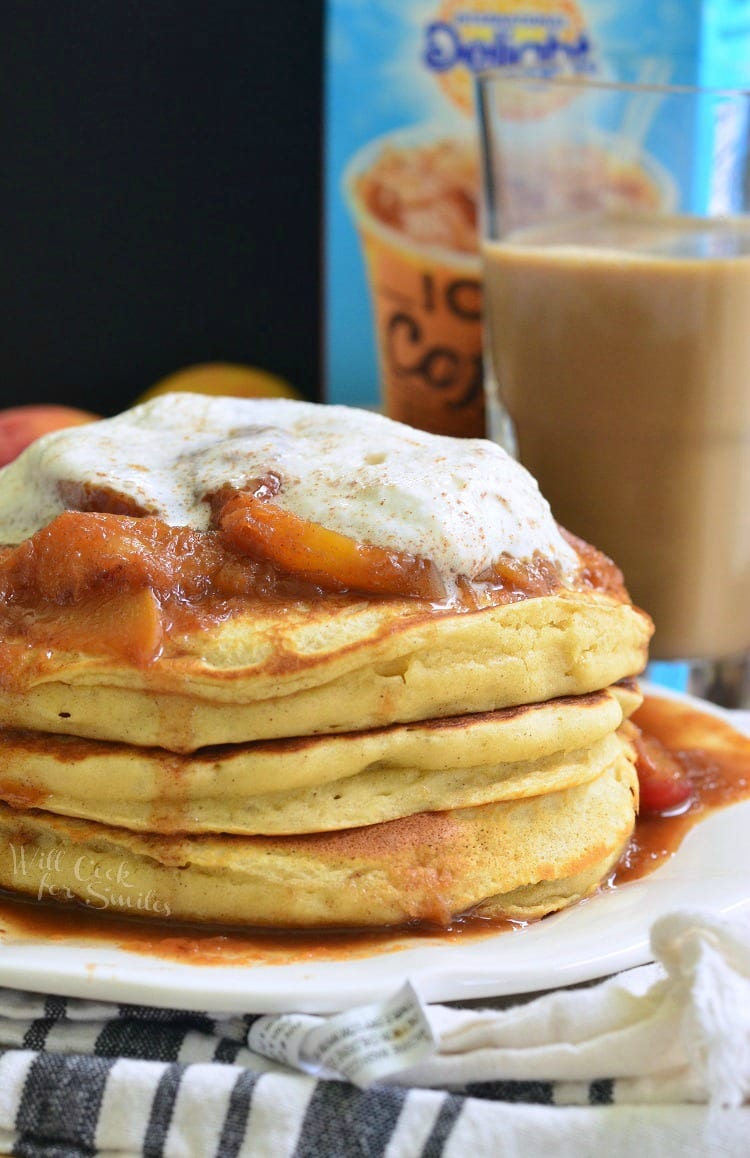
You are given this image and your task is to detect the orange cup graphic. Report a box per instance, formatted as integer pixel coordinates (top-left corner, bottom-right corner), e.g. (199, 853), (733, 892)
(344, 126), (486, 439)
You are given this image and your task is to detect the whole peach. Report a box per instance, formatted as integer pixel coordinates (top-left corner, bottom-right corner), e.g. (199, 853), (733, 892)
(0, 405), (99, 468)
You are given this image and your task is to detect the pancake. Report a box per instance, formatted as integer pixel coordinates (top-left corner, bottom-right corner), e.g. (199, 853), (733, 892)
(0, 589), (650, 750)
(0, 742), (638, 927)
(0, 396), (651, 751)
(0, 689), (635, 834)
(0, 396), (650, 928)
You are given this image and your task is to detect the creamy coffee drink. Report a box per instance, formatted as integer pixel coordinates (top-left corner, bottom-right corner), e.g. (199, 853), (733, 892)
(482, 213), (750, 659)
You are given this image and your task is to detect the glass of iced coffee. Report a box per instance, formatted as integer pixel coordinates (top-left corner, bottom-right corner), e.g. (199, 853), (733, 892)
(476, 75), (750, 704)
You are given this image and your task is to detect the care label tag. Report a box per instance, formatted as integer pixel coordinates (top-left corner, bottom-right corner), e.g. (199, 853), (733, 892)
(247, 982), (436, 1088)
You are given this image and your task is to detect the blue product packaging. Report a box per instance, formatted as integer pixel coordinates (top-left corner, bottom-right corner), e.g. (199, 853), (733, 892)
(324, 0), (750, 431)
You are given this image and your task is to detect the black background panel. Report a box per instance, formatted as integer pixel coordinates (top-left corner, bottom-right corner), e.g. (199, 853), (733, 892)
(0, 1), (323, 414)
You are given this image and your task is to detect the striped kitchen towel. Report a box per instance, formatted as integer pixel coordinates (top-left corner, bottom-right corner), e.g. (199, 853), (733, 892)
(0, 908), (748, 1157)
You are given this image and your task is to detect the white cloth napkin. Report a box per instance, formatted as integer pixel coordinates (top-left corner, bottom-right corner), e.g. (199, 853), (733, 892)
(395, 908), (750, 1105)
(0, 908), (747, 1157)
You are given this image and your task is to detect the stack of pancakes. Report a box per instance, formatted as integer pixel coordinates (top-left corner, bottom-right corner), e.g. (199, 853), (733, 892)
(0, 397), (652, 928)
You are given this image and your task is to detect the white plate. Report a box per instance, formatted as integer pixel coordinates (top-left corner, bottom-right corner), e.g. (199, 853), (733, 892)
(1, 684), (748, 1013)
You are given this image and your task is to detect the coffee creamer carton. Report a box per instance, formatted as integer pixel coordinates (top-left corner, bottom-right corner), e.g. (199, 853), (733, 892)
(324, 0), (750, 434)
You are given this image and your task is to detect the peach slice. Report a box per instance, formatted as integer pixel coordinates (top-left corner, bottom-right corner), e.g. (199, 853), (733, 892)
(40, 588), (164, 665)
(216, 487), (445, 600)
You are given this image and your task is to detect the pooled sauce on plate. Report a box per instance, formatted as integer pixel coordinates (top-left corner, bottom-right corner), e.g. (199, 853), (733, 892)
(611, 694), (750, 883)
(0, 694), (747, 967)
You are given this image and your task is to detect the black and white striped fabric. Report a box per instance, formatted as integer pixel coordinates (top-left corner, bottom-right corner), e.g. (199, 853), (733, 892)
(0, 994), (745, 1158)
(0, 908), (748, 1157)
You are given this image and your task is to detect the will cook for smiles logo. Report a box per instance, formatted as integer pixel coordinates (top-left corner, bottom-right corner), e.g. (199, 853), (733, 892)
(7, 842), (172, 917)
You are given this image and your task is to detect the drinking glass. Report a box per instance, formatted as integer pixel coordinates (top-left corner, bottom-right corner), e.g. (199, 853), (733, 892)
(476, 75), (750, 707)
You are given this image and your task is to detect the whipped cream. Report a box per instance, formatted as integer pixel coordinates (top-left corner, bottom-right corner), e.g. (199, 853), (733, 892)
(0, 395), (579, 579)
